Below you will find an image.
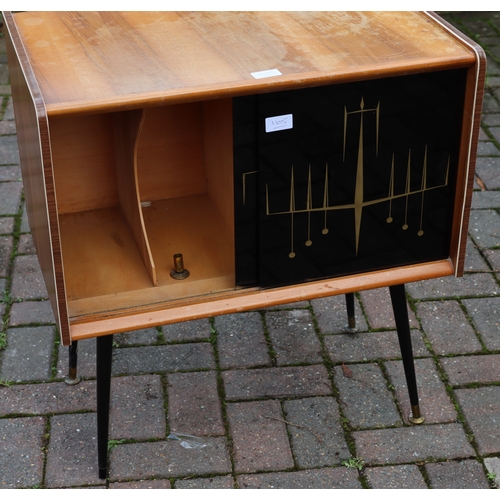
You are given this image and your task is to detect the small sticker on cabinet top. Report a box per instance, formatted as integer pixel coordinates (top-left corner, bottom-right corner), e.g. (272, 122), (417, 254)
(251, 68), (282, 79)
(266, 114), (293, 133)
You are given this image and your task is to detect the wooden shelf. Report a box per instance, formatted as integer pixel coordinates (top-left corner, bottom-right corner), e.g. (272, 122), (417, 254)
(62, 193), (235, 322)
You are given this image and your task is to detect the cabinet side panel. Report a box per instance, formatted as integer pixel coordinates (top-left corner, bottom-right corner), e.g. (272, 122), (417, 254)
(424, 13), (487, 277)
(4, 13), (71, 345)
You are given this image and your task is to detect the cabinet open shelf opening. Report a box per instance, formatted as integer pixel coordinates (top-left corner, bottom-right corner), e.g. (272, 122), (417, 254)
(51, 98), (235, 322)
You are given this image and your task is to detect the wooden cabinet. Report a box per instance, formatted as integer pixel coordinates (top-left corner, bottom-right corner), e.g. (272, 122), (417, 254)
(3, 11), (485, 348)
(4, 10), (486, 479)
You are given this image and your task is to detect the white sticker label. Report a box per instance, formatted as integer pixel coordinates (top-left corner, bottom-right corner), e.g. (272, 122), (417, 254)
(251, 68), (282, 79)
(265, 114), (293, 133)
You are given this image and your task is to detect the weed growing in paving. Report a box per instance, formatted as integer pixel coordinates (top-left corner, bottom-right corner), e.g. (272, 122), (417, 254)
(107, 439), (126, 452)
(342, 457), (365, 470)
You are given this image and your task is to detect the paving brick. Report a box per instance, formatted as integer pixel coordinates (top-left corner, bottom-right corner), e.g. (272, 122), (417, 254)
(335, 363), (402, 428)
(490, 126), (500, 142)
(425, 460), (490, 488)
(110, 479), (172, 488)
(0, 380), (96, 416)
(440, 354), (500, 385)
(360, 287), (419, 329)
(110, 375), (165, 440)
(114, 328), (159, 346)
(175, 475), (234, 488)
(463, 242), (490, 272)
(10, 254), (49, 300)
(455, 386), (500, 455)
(472, 190), (500, 209)
(17, 233), (35, 254)
(0, 64), (9, 86)
(478, 128), (490, 140)
(0, 416), (45, 489)
(477, 141), (499, 155)
(57, 338), (96, 379)
(162, 318), (212, 342)
(222, 365), (331, 400)
(461, 15), (498, 34)
(45, 413), (105, 487)
(9, 299), (55, 326)
(0, 164), (21, 181)
(416, 300), (483, 354)
(20, 202), (30, 232)
(0, 182), (22, 216)
(311, 294), (368, 334)
(353, 423), (475, 465)
(1, 326), (55, 382)
(385, 358), (457, 424)
(167, 370), (224, 436)
(112, 343), (216, 375)
(2, 97), (14, 121)
(0, 135), (20, 164)
(483, 57), (500, 78)
(324, 329), (429, 363)
(265, 309), (322, 365)
(0, 216), (14, 234)
(282, 397), (350, 467)
(484, 457), (500, 488)
(462, 297), (500, 350)
(109, 437), (231, 481)
(0, 234), (12, 277)
(407, 273), (499, 299)
(484, 249), (500, 272)
(365, 464), (427, 488)
(475, 157), (500, 189)
(237, 467), (362, 488)
(469, 209), (500, 248)
(482, 109), (500, 127)
(0, 122), (16, 135)
(215, 312), (270, 369)
(226, 400), (294, 473)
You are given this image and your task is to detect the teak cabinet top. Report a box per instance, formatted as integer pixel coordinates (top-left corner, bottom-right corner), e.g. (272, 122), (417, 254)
(9, 11), (476, 115)
(3, 12), (486, 346)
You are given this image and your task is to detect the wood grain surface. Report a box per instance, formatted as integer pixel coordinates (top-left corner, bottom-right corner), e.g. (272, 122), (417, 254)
(3, 12), (71, 344)
(12, 11), (476, 116)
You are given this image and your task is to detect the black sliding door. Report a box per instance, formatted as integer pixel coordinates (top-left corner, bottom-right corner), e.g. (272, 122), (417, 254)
(234, 69), (467, 289)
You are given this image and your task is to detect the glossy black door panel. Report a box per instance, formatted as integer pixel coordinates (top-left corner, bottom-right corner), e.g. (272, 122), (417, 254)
(234, 69), (467, 288)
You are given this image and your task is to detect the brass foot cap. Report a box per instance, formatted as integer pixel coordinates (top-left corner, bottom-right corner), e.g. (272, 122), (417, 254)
(409, 414), (425, 424)
(343, 325), (359, 334)
(64, 376), (81, 386)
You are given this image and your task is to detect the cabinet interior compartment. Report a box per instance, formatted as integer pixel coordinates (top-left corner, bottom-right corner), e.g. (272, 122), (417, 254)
(50, 98), (235, 321)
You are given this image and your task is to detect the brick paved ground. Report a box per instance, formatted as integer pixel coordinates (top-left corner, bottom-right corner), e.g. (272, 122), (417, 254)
(0, 12), (499, 489)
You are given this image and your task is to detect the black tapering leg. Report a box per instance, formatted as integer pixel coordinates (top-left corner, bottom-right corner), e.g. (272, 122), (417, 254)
(96, 334), (113, 479)
(389, 284), (425, 424)
(344, 293), (359, 333)
(64, 341), (81, 385)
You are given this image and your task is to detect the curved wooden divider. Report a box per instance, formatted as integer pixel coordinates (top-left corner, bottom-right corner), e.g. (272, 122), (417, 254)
(112, 108), (158, 286)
